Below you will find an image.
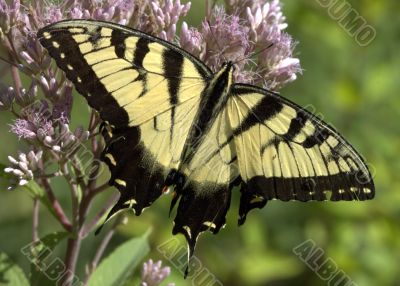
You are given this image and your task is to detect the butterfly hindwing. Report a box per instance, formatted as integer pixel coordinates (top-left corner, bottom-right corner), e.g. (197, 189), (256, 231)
(99, 96), (200, 217)
(227, 84), (375, 224)
(172, 104), (238, 255)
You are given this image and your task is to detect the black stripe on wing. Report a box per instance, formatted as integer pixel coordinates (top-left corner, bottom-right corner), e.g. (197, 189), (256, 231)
(232, 94), (284, 136)
(38, 20), (209, 129)
(38, 27), (130, 127)
(163, 48), (184, 141)
(229, 84), (375, 225)
(39, 19), (212, 78)
(100, 124), (165, 220)
(170, 178), (233, 263)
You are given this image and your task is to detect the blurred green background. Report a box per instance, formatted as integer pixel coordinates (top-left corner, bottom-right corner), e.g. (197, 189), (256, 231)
(0, 1), (399, 285)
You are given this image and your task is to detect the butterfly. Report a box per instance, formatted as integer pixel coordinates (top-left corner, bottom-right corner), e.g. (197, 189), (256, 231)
(38, 19), (375, 266)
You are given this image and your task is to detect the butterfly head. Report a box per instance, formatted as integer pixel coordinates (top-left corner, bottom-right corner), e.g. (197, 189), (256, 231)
(221, 61), (235, 75)
(214, 61), (235, 92)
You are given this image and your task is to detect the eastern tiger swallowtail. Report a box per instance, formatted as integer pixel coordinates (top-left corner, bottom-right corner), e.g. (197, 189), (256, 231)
(38, 19), (375, 268)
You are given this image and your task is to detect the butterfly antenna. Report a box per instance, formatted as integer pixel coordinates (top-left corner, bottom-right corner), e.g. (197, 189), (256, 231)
(233, 43), (274, 66)
(206, 20), (228, 63)
(205, 0), (218, 20)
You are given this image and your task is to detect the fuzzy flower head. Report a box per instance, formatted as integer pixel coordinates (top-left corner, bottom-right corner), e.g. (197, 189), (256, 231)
(140, 259), (174, 286)
(203, 7), (251, 70)
(240, 0), (301, 89)
(179, 21), (203, 56)
(257, 32), (301, 89)
(43, 4), (64, 24)
(180, 0), (300, 90)
(10, 101), (54, 140)
(245, 0), (288, 43)
(180, 6), (251, 77)
(150, 0), (191, 41)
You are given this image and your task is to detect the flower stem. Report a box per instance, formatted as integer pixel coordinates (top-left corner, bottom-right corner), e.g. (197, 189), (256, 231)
(91, 182), (111, 196)
(83, 227), (116, 285)
(32, 198), (39, 241)
(81, 192), (118, 238)
(206, 0), (211, 19)
(62, 235), (82, 286)
(39, 177), (72, 232)
(60, 158), (84, 285)
(11, 66), (22, 99)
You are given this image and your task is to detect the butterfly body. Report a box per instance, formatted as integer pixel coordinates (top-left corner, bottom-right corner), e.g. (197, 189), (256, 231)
(38, 19), (375, 261)
(180, 61), (234, 165)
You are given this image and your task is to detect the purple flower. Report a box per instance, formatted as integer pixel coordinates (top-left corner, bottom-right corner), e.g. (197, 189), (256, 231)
(0, 86), (15, 110)
(181, 6), (251, 78)
(239, 0), (301, 89)
(4, 150), (43, 187)
(68, 0), (137, 25)
(10, 119), (37, 140)
(150, 0), (191, 41)
(179, 22), (203, 56)
(179, 0), (301, 90)
(204, 7), (251, 70)
(113, 0), (136, 24)
(51, 82), (74, 123)
(44, 5), (64, 24)
(14, 79), (38, 106)
(140, 259), (174, 286)
(10, 101), (53, 140)
(47, 123), (90, 155)
(0, 0), (20, 35)
(256, 33), (301, 89)
(225, 0), (284, 19)
(69, 6), (90, 20)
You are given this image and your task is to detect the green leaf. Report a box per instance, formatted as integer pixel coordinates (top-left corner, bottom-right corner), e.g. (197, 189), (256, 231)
(0, 252), (29, 286)
(20, 181), (58, 221)
(87, 230), (150, 286)
(24, 232), (69, 286)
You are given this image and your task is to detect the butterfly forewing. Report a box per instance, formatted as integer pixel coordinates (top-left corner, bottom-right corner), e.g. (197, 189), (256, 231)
(38, 19), (211, 220)
(38, 20), (211, 128)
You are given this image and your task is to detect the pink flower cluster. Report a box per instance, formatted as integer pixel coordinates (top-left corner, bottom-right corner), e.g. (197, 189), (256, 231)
(140, 259), (174, 286)
(180, 0), (301, 89)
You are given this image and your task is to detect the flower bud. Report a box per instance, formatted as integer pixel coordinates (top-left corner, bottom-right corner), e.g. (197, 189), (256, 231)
(0, 86), (15, 110)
